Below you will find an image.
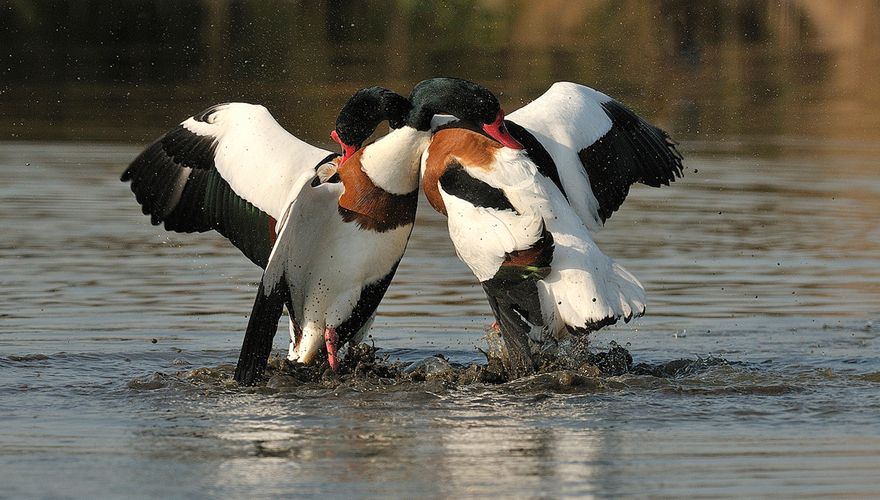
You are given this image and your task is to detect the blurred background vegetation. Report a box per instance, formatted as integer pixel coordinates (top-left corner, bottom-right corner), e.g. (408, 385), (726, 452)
(1, 0), (879, 146)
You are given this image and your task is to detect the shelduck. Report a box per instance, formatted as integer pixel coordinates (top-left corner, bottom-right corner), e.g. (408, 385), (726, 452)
(234, 87), (420, 383)
(419, 79), (684, 377)
(122, 89), (413, 385)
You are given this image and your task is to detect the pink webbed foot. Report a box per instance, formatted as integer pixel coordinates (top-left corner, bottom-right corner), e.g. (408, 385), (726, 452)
(324, 327), (339, 372)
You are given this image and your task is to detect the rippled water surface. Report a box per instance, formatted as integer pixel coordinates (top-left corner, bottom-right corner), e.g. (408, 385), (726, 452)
(3, 1), (880, 497)
(2, 135), (879, 497)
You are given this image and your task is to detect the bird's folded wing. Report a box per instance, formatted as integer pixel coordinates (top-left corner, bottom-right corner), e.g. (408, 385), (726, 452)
(233, 169), (342, 385)
(438, 157), (552, 282)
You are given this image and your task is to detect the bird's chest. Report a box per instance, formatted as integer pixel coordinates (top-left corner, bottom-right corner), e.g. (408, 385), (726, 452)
(421, 128), (503, 216)
(287, 217), (412, 316)
(337, 161), (418, 232)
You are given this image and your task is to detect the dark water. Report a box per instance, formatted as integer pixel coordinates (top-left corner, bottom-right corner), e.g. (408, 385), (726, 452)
(3, 1), (880, 497)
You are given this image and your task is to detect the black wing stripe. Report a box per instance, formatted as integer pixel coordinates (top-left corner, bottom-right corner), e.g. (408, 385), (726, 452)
(434, 119), (567, 200)
(504, 120), (567, 199)
(122, 119), (275, 268)
(196, 166), (273, 267)
(164, 167), (212, 233)
(439, 162), (516, 212)
(578, 100), (684, 222)
(164, 125), (218, 170)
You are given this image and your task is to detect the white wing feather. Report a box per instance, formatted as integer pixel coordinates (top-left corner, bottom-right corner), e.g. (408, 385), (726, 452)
(506, 82), (616, 232)
(181, 103), (333, 220)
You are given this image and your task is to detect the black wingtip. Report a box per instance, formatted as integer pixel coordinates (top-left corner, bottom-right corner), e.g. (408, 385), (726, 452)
(122, 124), (218, 224)
(579, 100), (686, 222)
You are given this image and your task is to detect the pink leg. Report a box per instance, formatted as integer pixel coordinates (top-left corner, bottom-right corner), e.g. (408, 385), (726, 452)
(324, 327), (339, 372)
(490, 321), (499, 330)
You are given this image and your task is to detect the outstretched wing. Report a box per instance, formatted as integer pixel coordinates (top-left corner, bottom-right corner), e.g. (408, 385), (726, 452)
(507, 82), (683, 231)
(121, 102), (338, 267)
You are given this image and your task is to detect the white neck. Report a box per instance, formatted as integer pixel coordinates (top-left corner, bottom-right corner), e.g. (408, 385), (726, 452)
(359, 126), (431, 195)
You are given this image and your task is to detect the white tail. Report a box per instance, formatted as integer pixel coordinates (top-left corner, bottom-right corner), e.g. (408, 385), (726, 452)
(537, 244), (646, 339)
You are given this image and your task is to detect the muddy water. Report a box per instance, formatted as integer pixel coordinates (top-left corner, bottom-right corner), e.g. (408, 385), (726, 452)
(2, 135), (879, 497)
